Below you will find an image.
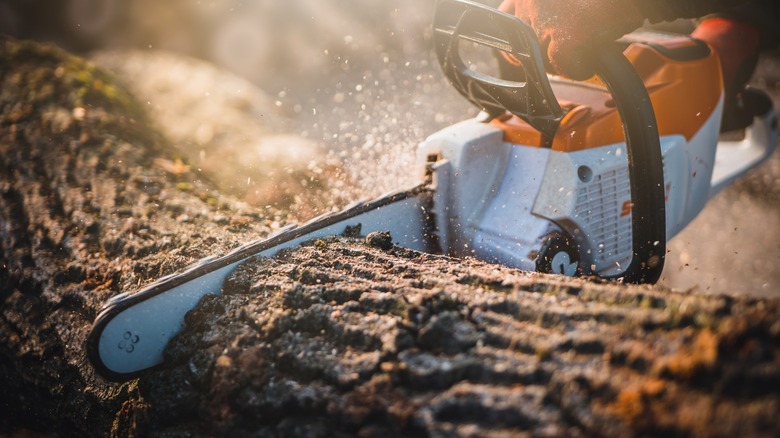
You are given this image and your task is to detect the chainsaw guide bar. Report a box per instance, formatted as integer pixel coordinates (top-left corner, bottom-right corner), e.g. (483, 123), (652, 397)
(88, 183), (438, 381)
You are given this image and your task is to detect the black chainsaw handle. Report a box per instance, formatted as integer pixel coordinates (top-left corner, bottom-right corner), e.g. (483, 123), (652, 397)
(433, 0), (563, 138)
(434, 0), (665, 283)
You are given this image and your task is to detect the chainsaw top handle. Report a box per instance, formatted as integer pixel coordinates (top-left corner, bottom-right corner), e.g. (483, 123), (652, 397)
(433, 0), (666, 283)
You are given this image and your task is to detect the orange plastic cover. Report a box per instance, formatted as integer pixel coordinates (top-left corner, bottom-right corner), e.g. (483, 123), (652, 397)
(493, 35), (723, 152)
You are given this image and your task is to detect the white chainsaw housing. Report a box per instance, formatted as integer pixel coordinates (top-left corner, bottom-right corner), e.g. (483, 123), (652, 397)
(419, 98), (776, 277)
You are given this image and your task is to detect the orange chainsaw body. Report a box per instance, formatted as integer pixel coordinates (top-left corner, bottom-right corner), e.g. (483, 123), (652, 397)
(495, 34), (723, 152)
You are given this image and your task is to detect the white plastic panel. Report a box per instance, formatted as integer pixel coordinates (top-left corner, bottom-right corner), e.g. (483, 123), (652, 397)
(710, 107), (778, 196)
(418, 119), (511, 257)
(532, 144), (633, 274)
(531, 137), (686, 275)
(660, 135), (689, 239)
(471, 145), (556, 270)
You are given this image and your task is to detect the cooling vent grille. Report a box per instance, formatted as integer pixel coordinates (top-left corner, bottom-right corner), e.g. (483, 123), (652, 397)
(574, 167), (632, 267)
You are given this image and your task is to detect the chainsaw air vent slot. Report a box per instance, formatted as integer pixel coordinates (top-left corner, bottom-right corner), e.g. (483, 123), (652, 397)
(577, 166), (593, 183)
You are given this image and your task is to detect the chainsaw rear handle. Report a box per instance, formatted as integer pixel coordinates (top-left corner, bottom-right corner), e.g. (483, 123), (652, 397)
(433, 0), (666, 283)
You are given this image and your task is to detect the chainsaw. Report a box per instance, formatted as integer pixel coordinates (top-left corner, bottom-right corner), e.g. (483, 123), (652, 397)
(88, 0), (777, 381)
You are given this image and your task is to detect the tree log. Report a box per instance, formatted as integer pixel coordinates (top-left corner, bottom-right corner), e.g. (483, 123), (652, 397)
(0, 37), (275, 434)
(1, 38), (779, 437)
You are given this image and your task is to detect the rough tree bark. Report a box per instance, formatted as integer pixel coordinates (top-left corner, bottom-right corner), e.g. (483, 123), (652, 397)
(1, 38), (779, 437)
(0, 37), (276, 434)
